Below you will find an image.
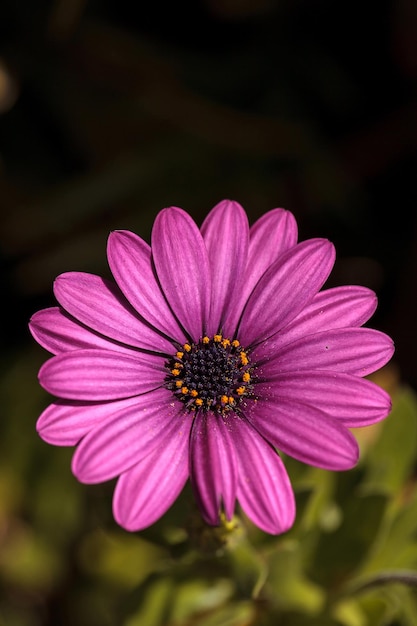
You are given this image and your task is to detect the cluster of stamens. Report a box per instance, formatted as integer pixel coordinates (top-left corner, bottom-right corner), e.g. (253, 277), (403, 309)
(166, 334), (255, 415)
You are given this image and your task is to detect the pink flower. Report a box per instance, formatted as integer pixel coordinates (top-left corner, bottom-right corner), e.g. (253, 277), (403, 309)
(29, 201), (394, 534)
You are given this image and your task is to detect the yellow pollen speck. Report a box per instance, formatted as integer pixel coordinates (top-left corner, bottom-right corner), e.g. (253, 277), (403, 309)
(214, 334), (222, 342)
(195, 398), (203, 406)
(240, 352), (249, 366)
(171, 368), (180, 376)
(174, 362), (182, 369)
(181, 386), (189, 394)
(221, 395), (229, 404)
(232, 339), (240, 348)
(236, 386), (246, 395)
(228, 396), (235, 404)
(175, 380), (183, 388)
(176, 351), (184, 359)
(202, 336), (210, 344)
(242, 372), (251, 382)
(183, 343), (192, 352)
(222, 339), (231, 348)
(190, 389), (198, 397)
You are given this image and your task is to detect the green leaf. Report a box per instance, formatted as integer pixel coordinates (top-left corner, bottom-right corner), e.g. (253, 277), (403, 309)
(196, 601), (256, 626)
(267, 540), (325, 615)
(331, 598), (367, 626)
(225, 537), (268, 598)
(123, 576), (175, 626)
(309, 482), (388, 589)
(78, 529), (167, 588)
(346, 570), (417, 595)
(170, 578), (235, 623)
(354, 579), (417, 626)
(357, 482), (417, 576)
(363, 386), (417, 494)
(124, 574), (237, 626)
(295, 466), (336, 533)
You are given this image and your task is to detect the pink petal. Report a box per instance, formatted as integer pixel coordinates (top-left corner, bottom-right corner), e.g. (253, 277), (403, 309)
(107, 231), (187, 343)
(229, 416), (295, 534)
(249, 208), (298, 266)
(72, 388), (185, 482)
(227, 208), (298, 336)
(113, 417), (191, 531)
(200, 200), (249, 337)
(217, 207), (298, 339)
(151, 207), (211, 341)
(256, 372), (392, 427)
(297, 285), (378, 328)
(253, 286), (377, 359)
(238, 239), (335, 347)
(29, 308), (136, 355)
(37, 396), (145, 446)
(39, 349), (165, 400)
(245, 398), (359, 470)
(244, 208), (298, 299)
(189, 412), (237, 524)
(257, 328), (394, 377)
(54, 272), (174, 354)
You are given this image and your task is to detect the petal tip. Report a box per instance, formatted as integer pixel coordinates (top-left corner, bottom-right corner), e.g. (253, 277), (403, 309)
(338, 437), (360, 470)
(112, 500), (144, 532)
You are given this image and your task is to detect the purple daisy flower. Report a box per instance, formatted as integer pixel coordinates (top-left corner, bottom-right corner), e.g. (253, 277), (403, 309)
(29, 201), (394, 534)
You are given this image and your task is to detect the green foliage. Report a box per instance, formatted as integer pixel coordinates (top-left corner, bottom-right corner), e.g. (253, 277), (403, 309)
(363, 388), (417, 495)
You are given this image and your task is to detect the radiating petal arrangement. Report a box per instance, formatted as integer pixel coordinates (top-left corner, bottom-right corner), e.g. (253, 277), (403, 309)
(29, 199), (394, 534)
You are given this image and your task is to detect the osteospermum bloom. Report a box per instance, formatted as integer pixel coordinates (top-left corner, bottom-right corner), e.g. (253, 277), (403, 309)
(29, 201), (394, 534)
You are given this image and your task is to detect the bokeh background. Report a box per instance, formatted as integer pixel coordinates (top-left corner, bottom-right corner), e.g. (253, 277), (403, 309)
(1, 1), (417, 625)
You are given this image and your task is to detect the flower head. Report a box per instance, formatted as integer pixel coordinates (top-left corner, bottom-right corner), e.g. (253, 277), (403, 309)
(29, 201), (394, 534)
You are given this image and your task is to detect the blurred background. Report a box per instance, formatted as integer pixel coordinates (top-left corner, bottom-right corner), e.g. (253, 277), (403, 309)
(1, 1), (417, 625)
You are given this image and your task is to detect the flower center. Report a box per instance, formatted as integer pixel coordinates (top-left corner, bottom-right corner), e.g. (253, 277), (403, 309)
(166, 334), (254, 414)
